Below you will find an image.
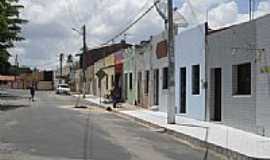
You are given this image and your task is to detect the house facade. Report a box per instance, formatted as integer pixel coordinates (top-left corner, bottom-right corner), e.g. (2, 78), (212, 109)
(94, 58), (106, 97)
(206, 14), (270, 136)
(255, 14), (270, 137)
(103, 54), (115, 97)
(134, 41), (152, 108)
(149, 32), (170, 112)
(121, 32), (170, 112)
(175, 24), (207, 120)
(85, 65), (95, 95)
(123, 45), (136, 104)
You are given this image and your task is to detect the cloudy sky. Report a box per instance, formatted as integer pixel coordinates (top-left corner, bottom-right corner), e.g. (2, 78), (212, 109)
(9, 0), (270, 70)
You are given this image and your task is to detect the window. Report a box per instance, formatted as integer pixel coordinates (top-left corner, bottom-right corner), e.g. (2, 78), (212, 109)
(129, 73), (133, 90)
(192, 65), (200, 95)
(233, 63), (251, 95)
(162, 67), (168, 89)
(144, 70), (150, 94)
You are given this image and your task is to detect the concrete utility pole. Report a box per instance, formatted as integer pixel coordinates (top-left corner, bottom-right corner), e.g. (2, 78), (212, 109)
(249, 0), (252, 21)
(60, 53), (64, 79)
(82, 25), (87, 98)
(167, 0), (176, 124)
(249, 0), (255, 21)
(14, 54), (19, 88)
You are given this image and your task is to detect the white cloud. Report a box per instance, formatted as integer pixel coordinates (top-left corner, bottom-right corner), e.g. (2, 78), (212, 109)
(208, 1), (238, 28)
(11, 0), (164, 69)
(256, 0), (270, 17)
(178, 0), (270, 29)
(9, 0), (270, 69)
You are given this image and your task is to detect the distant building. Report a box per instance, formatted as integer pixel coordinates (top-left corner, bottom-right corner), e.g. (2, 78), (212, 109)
(15, 70), (54, 90)
(0, 75), (15, 88)
(81, 42), (131, 96)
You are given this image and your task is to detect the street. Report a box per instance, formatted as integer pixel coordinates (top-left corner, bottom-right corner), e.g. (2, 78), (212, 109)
(0, 90), (220, 160)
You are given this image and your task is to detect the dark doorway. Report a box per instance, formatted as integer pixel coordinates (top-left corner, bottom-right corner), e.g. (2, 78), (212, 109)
(212, 68), (222, 121)
(124, 73), (128, 100)
(180, 67), (186, 113)
(154, 69), (159, 105)
(137, 72), (142, 104)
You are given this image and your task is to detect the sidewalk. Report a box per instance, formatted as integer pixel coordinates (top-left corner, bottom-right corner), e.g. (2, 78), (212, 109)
(75, 94), (270, 159)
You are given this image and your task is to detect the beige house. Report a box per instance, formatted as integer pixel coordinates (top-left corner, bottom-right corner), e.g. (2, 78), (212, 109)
(85, 65), (95, 94)
(103, 54), (115, 96)
(94, 58), (106, 97)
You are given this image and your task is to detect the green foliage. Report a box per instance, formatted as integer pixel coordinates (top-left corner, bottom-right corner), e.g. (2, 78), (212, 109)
(0, 0), (27, 74)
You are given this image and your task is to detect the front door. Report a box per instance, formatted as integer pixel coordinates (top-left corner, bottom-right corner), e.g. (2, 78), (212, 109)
(180, 67), (186, 113)
(154, 69), (159, 105)
(137, 72), (142, 104)
(212, 68), (222, 121)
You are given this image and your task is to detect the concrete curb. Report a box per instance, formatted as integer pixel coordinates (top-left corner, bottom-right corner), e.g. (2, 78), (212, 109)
(113, 110), (255, 160)
(79, 98), (267, 160)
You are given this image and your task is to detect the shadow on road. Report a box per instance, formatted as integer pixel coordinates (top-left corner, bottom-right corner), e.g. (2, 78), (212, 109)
(0, 93), (31, 111)
(0, 104), (30, 111)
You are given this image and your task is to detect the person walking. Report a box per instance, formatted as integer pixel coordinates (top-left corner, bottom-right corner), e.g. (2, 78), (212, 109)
(112, 87), (120, 108)
(29, 85), (35, 102)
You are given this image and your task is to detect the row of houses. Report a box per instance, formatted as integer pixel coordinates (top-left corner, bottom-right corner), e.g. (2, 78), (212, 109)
(70, 14), (270, 137)
(0, 70), (54, 90)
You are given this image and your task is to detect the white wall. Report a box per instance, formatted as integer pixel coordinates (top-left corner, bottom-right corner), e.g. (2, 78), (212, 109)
(255, 15), (270, 137)
(207, 20), (257, 133)
(175, 24), (206, 120)
(151, 32), (170, 112)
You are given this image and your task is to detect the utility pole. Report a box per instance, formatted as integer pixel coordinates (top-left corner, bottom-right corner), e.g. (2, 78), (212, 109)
(14, 54), (19, 88)
(82, 25), (87, 98)
(60, 53), (64, 82)
(167, 0), (176, 124)
(249, 0), (254, 21)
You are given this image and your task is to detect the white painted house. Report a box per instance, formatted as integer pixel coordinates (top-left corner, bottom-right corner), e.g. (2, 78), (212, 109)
(175, 24), (207, 120)
(206, 14), (270, 137)
(150, 32), (171, 112)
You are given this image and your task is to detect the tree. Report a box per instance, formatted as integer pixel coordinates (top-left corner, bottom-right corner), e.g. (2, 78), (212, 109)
(0, 0), (27, 75)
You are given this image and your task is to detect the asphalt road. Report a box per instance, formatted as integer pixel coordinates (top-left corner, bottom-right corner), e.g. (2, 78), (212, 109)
(0, 90), (221, 160)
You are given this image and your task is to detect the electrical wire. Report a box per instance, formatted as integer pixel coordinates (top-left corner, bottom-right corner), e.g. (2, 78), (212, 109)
(126, 0), (152, 23)
(104, 0), (161, 45)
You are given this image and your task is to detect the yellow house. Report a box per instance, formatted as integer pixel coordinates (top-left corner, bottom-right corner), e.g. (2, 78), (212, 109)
(103, 54), (115, 96)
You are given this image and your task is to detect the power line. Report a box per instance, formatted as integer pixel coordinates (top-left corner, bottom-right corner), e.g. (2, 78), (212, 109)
(104, 0), (161, 45)
(126, 0), (152, 22)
